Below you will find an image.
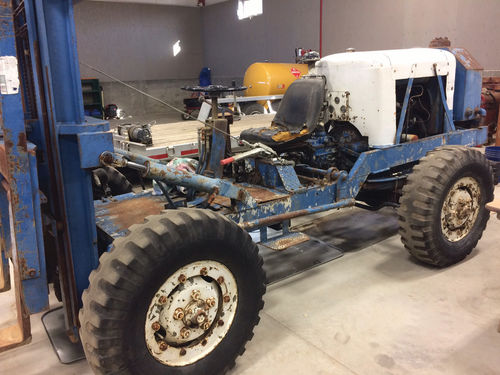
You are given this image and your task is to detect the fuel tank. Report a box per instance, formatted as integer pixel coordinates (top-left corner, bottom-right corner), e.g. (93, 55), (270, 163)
(243, 63), (308, 97)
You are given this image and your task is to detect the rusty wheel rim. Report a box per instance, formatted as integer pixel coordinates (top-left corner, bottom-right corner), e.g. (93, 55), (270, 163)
(440, 177), (481, 242)
(144, 260), (238, 366)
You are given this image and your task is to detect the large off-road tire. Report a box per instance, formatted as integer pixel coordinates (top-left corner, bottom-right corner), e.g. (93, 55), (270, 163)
(79, 209), (265, 375)
(398, 146), (494, 267)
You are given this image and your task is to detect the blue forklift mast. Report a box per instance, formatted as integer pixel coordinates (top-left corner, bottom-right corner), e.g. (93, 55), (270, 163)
(0, 0), (112, 349)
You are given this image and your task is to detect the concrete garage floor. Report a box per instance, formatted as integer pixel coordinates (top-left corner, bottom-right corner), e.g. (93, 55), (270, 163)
(0, 186), (499, 375)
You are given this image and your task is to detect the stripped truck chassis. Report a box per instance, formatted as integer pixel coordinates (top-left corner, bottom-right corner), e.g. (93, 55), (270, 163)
(89, 121), (489, 374)
(0, 0), (493, 374)
(103, 127), (487, 235)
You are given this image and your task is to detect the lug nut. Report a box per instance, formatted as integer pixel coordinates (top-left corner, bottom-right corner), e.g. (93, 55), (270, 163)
(217, 319), (224, 326)
(159, 341), (168, 351)
(173, 308), (184, 320)
(180, 327), (191, 339)
(223, 295), (230, 303)
(151, 322), (161, 332)
(180, 348), (187, 356)
(158, 295), (167, 304)
(202, 322), (211, 331)
(200, 267), (208, 276)
(206, 297), (216, 307)
(217, 276), (224, 284)
(191, 289), (201, 300)
(178, 274), (186, 283)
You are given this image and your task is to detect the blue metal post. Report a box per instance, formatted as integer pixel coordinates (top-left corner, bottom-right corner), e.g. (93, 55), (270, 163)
(31, 0), (105, 314)
(435, 73), (456, 132)
(395, 78), (414, 144)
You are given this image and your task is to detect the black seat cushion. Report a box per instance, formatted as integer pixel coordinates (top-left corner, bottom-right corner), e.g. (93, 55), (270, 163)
(240, 77), (325, 147)
(238, 124), (310, 147)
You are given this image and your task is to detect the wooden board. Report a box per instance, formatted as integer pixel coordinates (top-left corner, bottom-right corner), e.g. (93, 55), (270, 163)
(150, 114), (274, 147)
(486, 199), (500, 214)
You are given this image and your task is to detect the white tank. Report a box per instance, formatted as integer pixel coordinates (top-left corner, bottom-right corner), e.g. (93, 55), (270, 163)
(314, 48), (456, 147)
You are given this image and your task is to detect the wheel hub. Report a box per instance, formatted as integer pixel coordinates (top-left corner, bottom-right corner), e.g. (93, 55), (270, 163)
(160, 279), (220, 345)
(144, 261), (238, 367)
(441, 177), (481, 242)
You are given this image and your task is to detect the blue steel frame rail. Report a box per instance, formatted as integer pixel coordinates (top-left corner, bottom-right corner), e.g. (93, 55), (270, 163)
(108, 127), (487, 232)
(233, 127), (487, 228)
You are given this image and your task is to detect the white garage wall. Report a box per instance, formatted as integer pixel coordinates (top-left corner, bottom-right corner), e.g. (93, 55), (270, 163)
(322, 0), (500, 73)
(202, 0), (500, 80)
(75, 1), (204, 81)
(201, 0), (320, 81)
(74, 1), (205, 115)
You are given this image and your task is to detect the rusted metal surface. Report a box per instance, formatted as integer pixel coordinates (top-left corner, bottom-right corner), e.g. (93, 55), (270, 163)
(144, 260), (237, 365)
(0, 182), (32, 353)
(481, 82), (500, 143)
(0, 142), (9, 179)
(110, 150), (256, 206)
(429, 36), (451, 48)
(96, 196), (166, 232)
(206, 187), (218, 205)
(241, 186), (287, 203)
(239, 199), (356, 230)
(211, 195), (231, 208)
(261, 232), (310, 251)
(449, 47), (483, 70)
(440, 177), (480, 242)
(482, 88), (500, 103)
(0, 0), (45, 352)
(483, 77), (500, 91)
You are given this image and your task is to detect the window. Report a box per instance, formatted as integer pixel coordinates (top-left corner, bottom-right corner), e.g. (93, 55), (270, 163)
(237, 0), (262, 20)
(173, 40), (181, 56)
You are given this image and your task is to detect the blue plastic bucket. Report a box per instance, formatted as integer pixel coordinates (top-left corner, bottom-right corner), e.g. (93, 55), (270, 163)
(485, 146), (500, 162)
(486, 146), (500, 183)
